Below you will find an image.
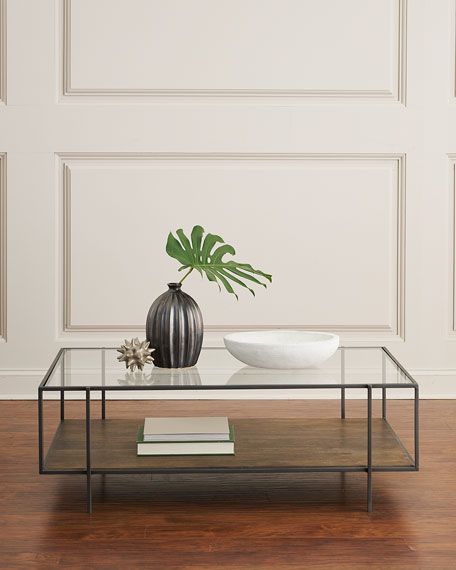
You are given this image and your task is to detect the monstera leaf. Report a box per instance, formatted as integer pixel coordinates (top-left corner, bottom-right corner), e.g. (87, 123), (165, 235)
(166, 225), (272, 298)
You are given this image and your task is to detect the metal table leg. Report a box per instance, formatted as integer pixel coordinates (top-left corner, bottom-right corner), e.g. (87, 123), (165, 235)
(414, 385), (420, 469)
(367, 385), (373, 512)
(86, 388), (92, 513)
(60, 358), (65, 421)
(60, 391), (65, 422)
(101, 348), (106, 420)
(38, 388), (43, 473)
(341, 347), (346, 419)
(382, 351), (387, 419)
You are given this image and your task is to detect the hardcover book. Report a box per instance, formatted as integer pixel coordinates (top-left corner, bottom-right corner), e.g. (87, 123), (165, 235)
(143, 416), (230, 442)
(137, 425), (235, 456)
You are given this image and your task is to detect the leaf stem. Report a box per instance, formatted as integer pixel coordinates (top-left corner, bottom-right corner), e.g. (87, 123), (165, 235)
(179, 267), (194, 285)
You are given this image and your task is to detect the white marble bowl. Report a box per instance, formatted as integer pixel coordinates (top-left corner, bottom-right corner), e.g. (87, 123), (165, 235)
(223, 330), (339, 369)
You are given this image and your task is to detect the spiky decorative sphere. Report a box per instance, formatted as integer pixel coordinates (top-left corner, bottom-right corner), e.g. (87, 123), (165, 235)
(117, 338), (154, 371)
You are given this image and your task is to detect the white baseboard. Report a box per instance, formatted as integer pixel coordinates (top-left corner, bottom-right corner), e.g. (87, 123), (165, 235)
(0, 370), (455, 399)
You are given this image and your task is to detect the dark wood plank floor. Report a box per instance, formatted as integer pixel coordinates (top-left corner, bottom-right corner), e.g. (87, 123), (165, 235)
(1, 399), (455, 569)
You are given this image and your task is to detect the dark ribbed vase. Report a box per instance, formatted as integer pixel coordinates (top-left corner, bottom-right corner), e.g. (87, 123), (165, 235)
(146, 283), (203, 368)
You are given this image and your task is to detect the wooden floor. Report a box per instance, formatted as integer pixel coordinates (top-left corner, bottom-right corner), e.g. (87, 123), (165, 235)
(1, 399), (455, 569)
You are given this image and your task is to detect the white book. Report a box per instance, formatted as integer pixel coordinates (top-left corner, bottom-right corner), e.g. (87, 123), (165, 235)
(137, 424), (235, 456)
(143, 416), (230, 442)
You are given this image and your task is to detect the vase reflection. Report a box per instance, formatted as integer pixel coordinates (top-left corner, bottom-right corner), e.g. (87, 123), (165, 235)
(117, 367), (202, 387)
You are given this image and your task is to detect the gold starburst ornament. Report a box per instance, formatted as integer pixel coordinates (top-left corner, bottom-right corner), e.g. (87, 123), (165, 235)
(117, 338), (155, 371)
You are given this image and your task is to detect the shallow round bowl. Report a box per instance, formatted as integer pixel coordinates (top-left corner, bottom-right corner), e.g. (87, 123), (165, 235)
(223, 330), (339, 369)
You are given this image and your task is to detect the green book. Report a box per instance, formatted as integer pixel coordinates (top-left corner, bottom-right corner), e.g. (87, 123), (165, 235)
(136, 424), (235, 456)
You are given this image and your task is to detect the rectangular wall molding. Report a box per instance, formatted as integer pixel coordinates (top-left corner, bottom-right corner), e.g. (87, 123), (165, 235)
(449, 156), (456, 333)
(0, 154), (6, 340)
(0, 0), (6, 104)
(453, 0), (456, 100)
(57, 153), (406, 341)
(61, 0), (407, 103)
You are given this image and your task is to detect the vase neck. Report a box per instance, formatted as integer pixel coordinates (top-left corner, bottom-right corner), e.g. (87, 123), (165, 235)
(167, 282), (182, 291)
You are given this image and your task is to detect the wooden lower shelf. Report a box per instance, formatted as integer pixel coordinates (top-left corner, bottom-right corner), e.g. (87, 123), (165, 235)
(44, 418), (413, 472)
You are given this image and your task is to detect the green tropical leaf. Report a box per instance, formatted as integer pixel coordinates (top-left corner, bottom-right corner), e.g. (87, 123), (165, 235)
(211, 244), (236, 263)
(204, 268), (222, 292)
(191, 225), (204, 262)
(166, 225), (272, 298)
(201, 233), (224, 263)
(176, 229), (193, 257)
(166, 232), (192, 266)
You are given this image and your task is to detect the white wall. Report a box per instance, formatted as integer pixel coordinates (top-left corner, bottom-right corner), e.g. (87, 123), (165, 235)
(0, 0), (455, 396)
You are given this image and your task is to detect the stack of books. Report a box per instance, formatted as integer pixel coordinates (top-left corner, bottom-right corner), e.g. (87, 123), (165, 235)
(137, 416), (235, 456)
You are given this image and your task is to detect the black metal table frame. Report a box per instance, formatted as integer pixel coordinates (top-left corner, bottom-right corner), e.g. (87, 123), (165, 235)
(38, 347), (419, 514)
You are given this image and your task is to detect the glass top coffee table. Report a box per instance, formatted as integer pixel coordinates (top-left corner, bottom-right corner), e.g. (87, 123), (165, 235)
(38, 346), (419, 513)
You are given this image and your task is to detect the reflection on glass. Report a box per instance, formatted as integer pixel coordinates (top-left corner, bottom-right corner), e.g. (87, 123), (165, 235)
(117, 367), (203, 387)
(226, 366), (340, 385)
(43, 347), (415, 388)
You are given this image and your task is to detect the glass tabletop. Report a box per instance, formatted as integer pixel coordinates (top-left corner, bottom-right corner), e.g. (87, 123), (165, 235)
(41, 347), (416, 390)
